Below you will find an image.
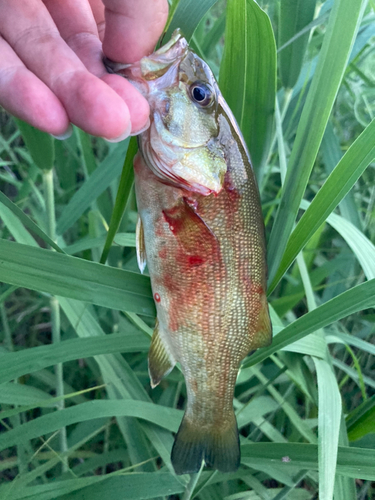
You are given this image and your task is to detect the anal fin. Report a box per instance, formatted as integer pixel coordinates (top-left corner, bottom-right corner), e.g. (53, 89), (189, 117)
(148, 319), (175, 388)
(136, 214), (147, 274)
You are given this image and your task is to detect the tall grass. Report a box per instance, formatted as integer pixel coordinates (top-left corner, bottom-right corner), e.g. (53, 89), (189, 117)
(1, 0), (374, 499)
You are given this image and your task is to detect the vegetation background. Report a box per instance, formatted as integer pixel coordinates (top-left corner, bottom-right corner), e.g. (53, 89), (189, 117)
(0, 0), (374, 499)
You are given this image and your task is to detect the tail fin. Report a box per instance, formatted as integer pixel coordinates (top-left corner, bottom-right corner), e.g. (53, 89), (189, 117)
(171, 412), (240, 475)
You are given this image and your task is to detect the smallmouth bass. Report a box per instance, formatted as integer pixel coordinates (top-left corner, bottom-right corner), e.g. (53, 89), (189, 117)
(105, 30), (272, 475)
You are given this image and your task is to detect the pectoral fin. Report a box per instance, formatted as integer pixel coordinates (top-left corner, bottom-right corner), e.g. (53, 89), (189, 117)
(136, 215), (147, 274)
(148, 319), (175, 388)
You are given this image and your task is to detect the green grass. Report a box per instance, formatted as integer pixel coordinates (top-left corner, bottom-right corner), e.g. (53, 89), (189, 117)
(1, 0), (375, 499)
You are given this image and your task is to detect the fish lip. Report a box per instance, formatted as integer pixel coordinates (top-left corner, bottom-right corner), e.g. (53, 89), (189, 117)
(102, 56), (124, 74)
(103, 31), (188, 97)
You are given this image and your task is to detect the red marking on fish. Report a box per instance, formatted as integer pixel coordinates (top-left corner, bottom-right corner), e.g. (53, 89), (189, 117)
(158, 248), (167, 259)
(159, 198), (222, 332)
(251, 283), (264, 296)
(188, 256), (204, 266)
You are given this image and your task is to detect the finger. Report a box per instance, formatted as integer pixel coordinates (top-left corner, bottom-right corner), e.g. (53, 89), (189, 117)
(0, 0), (130, 139)
(88, 0), (105, 40)
(0, 36), (70, 136)
(102, 0), (169, 63)
(43, 0), (103, 76)
(101, 73), (150, 134)
(44, 0), (150, 135)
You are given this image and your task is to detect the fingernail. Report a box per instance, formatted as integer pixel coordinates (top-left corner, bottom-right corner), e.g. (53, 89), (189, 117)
(104, 121), (132, 143)
(51, 124), (72, 141)
(130, 118), (151, 137)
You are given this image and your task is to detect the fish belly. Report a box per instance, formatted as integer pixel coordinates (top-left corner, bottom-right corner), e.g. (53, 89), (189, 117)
(134, 151), (271, 474)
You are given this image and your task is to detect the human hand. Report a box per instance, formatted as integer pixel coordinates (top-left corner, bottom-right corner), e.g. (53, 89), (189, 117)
(0, 0), (168, 140)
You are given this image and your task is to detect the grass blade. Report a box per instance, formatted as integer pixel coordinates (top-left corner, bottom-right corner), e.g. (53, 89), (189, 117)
(219, 0), (276, 178)
(14, 119), (55, 171)
(0, 334), (149, 385)
(314, 358), (342, 500)
(269, 117), (375, 291)
(56, 141), (128, 235)
(279, 0), (317, 89)
(346, 395), (375, 442)
(4, 473), (185, 500)
(0, 239), (154, 315)
(304, 200), (375, 280)
(243, 279), (375, 368)
(268, 0), (365, 282)
(100, 137), (137, 264)
(164, 0), (218, 42)
(241, 443), (375, 480)
(59, 298), (176, 473)
(321, 120), (362, 228)
(0, 190), (65, 253)
(0, 400), (182, 452)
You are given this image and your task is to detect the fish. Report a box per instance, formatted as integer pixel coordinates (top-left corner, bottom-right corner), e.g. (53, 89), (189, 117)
(104, 29), (272, 475)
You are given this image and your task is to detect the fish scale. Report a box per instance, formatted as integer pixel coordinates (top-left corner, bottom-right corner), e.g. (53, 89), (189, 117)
(104, 29), (272, 475)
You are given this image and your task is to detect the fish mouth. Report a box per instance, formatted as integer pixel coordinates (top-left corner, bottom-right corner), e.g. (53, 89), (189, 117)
(104, 30), (225, 197)
(103, 29), (188, 97)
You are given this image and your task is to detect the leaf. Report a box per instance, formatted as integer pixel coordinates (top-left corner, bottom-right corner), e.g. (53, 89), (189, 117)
(321, 207), (375, 280)
(56, 141), (129, 235)
(62, 233), (136, 255)
(0, 239), (154, 316)
(321, 120), (361, 228)
(346, 395), (375, 441)
(4, 473), (185, 500)
(200, 10), (225, 56)
(0, 334), (149, 385)
(333, 415), (357, 500)
(269, 118), (375, 291)
(0, 201), (38, 247)
(219, 0), (276, 178)
(314, 358), (342, 500)
(283, 21), (375, 141)
(236, 396), (279, 429)
(59, 298), (176, 473)
(113, 233), (136, 247)
(282, 334), (327, 358)
(326, 332), (375, 357)
(0, 190), (65, 253)
(164, 0), (219, 42)
(14, 118), (55, 171)
(241, 443), (375, 480)
(250, 365), (317, 444)
(278, 7), (331, 54)
(75, 127), (97, 176)
(291, 199), (375, 284)
(279, 0), (317, 89)
(0, 383), (53, 406)
(333, 359), (375, 390)
(243, 279), (375, 368)
(100, 137), (137, 264)
(267, 0), (365, 283)
(0, 400), (182, 452)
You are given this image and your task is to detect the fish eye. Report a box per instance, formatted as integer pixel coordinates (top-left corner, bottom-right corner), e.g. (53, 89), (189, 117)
(189, 83), (213, 107)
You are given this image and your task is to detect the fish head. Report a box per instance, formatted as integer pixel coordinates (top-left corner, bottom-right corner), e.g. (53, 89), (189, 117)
(104, 30), (226, 196)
